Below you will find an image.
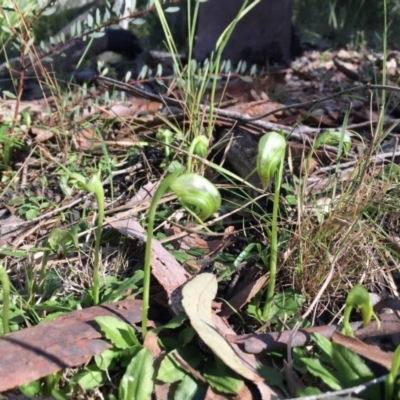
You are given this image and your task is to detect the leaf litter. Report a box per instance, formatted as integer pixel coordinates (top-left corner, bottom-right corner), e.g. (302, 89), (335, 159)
(3, 42), (400, 398)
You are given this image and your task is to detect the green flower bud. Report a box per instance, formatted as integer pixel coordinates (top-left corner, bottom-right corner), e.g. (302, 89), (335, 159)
(315, 130), (352, 155)
(170, 173), (221, 220)
(192, 135), (209, 158)
(68, 172), (102, 195)
(257, 131), (286, 190)
(48, 227), (78, 257)
(156, 129), (174, 145)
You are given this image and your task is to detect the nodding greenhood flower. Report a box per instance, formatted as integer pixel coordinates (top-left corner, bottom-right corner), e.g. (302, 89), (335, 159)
(68, 172), (103, 195)
(48, 227), (78, 258)
(170, 173), (221, 220)
(315, 130), (352, 155)
(156, 129), (173, 144)
(257, 131), (286, 190)
(192, 135), (209, 158)
(343, 284), (380, 337)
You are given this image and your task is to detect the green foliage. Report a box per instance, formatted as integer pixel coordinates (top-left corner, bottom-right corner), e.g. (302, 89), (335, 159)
(386, 344), (400, 400)
(293, 0), (400, 49)
(119, 348), (154, 400)
(95, 315), (140, 349)
(294, 333), (379, 398)
(203, 358), (244, 394)
(68, 172), (104, 305)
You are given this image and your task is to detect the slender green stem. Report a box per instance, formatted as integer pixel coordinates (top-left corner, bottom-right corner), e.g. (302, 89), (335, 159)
(38, 250), (50, 294)
(92, 189), (105, 306)
(262, 159), (284, 320)
(385, 344), (400, 400)
(187, 140), (195, 173)
(142, 170), (183, 339)
(0, 265), (10, 335)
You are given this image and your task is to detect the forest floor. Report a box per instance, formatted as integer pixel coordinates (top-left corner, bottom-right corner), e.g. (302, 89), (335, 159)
(1, 42), (400, 399)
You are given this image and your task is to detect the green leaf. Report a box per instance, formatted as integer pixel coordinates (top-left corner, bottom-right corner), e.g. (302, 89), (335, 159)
(257, 365), (288, 396)
(70, 365), (106, 390)
(178, 326), (196, 346)
(297, 357), (342, 391)
(19, 380), (41, 397)
(94, 349), (119, 371)
(152, 313), (187, 334)
(119, 348), (154, 400)
(101, 271), (143, 302)
(120, 346), (143, 367)
(95, 316), (140, 349)
(310, 332), (335, 363)
(25, 209), (38, 220)
(266, 290), (306, 320)
(175, 374), (200, 400)
(157, 347), (202, 383)
(204, 358), (244, 394)
(331, 343), (374, 386)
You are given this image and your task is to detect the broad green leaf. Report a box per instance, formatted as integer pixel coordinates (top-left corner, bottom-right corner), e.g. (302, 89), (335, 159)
(182, 273), (259, 381)
(152, 313), (187, 334)
(266, 290), (306, 320)
(204, 358), (244, 394)
(298, 357), (341, 391)
(331, 343), (374, 386)
(19, 380), (41, 397)
(101, 271), (143, 302)
(178, 326), (196, 346)
(157, 347), (202, 383)
(120, 346), (143, 367)
(175, 374), (199, 400)
(119, 348), (154, 400)
(311, 332), (335, 362)
(257, 365), (288, 396)
(95, 349), (119, 371)
(95, 316), (140, 349)
(157, 351), (186, 383)
(71, 365), (106, 390)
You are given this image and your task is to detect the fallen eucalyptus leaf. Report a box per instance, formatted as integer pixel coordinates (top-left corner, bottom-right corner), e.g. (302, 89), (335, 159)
(182, 273), (261, 382)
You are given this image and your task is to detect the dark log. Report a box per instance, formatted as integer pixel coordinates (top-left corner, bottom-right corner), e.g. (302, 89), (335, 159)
(0, 28), (142, 99)
(194, 0), (293, 65)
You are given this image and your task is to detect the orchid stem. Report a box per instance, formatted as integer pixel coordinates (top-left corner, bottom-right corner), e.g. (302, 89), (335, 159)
(263, 159), (284, 320)
(0, 265), (10, 335)
(142, 169), (183, 339)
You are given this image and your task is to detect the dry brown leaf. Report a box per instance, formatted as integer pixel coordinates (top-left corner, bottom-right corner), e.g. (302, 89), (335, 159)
(0, 210), (25, 246)
(106, 216), (190, 314)
(31, 126), (55, 143)
(182, 273), (263, 382)
(80, 97), (161, 120)
(221, 274), (267, 318)
(144, 331), (163, 359)
(166, 225), (222, 253)
(227, 99), (282, 122)
(154, 382), (171, 400)
(74, 126), (138, 152)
